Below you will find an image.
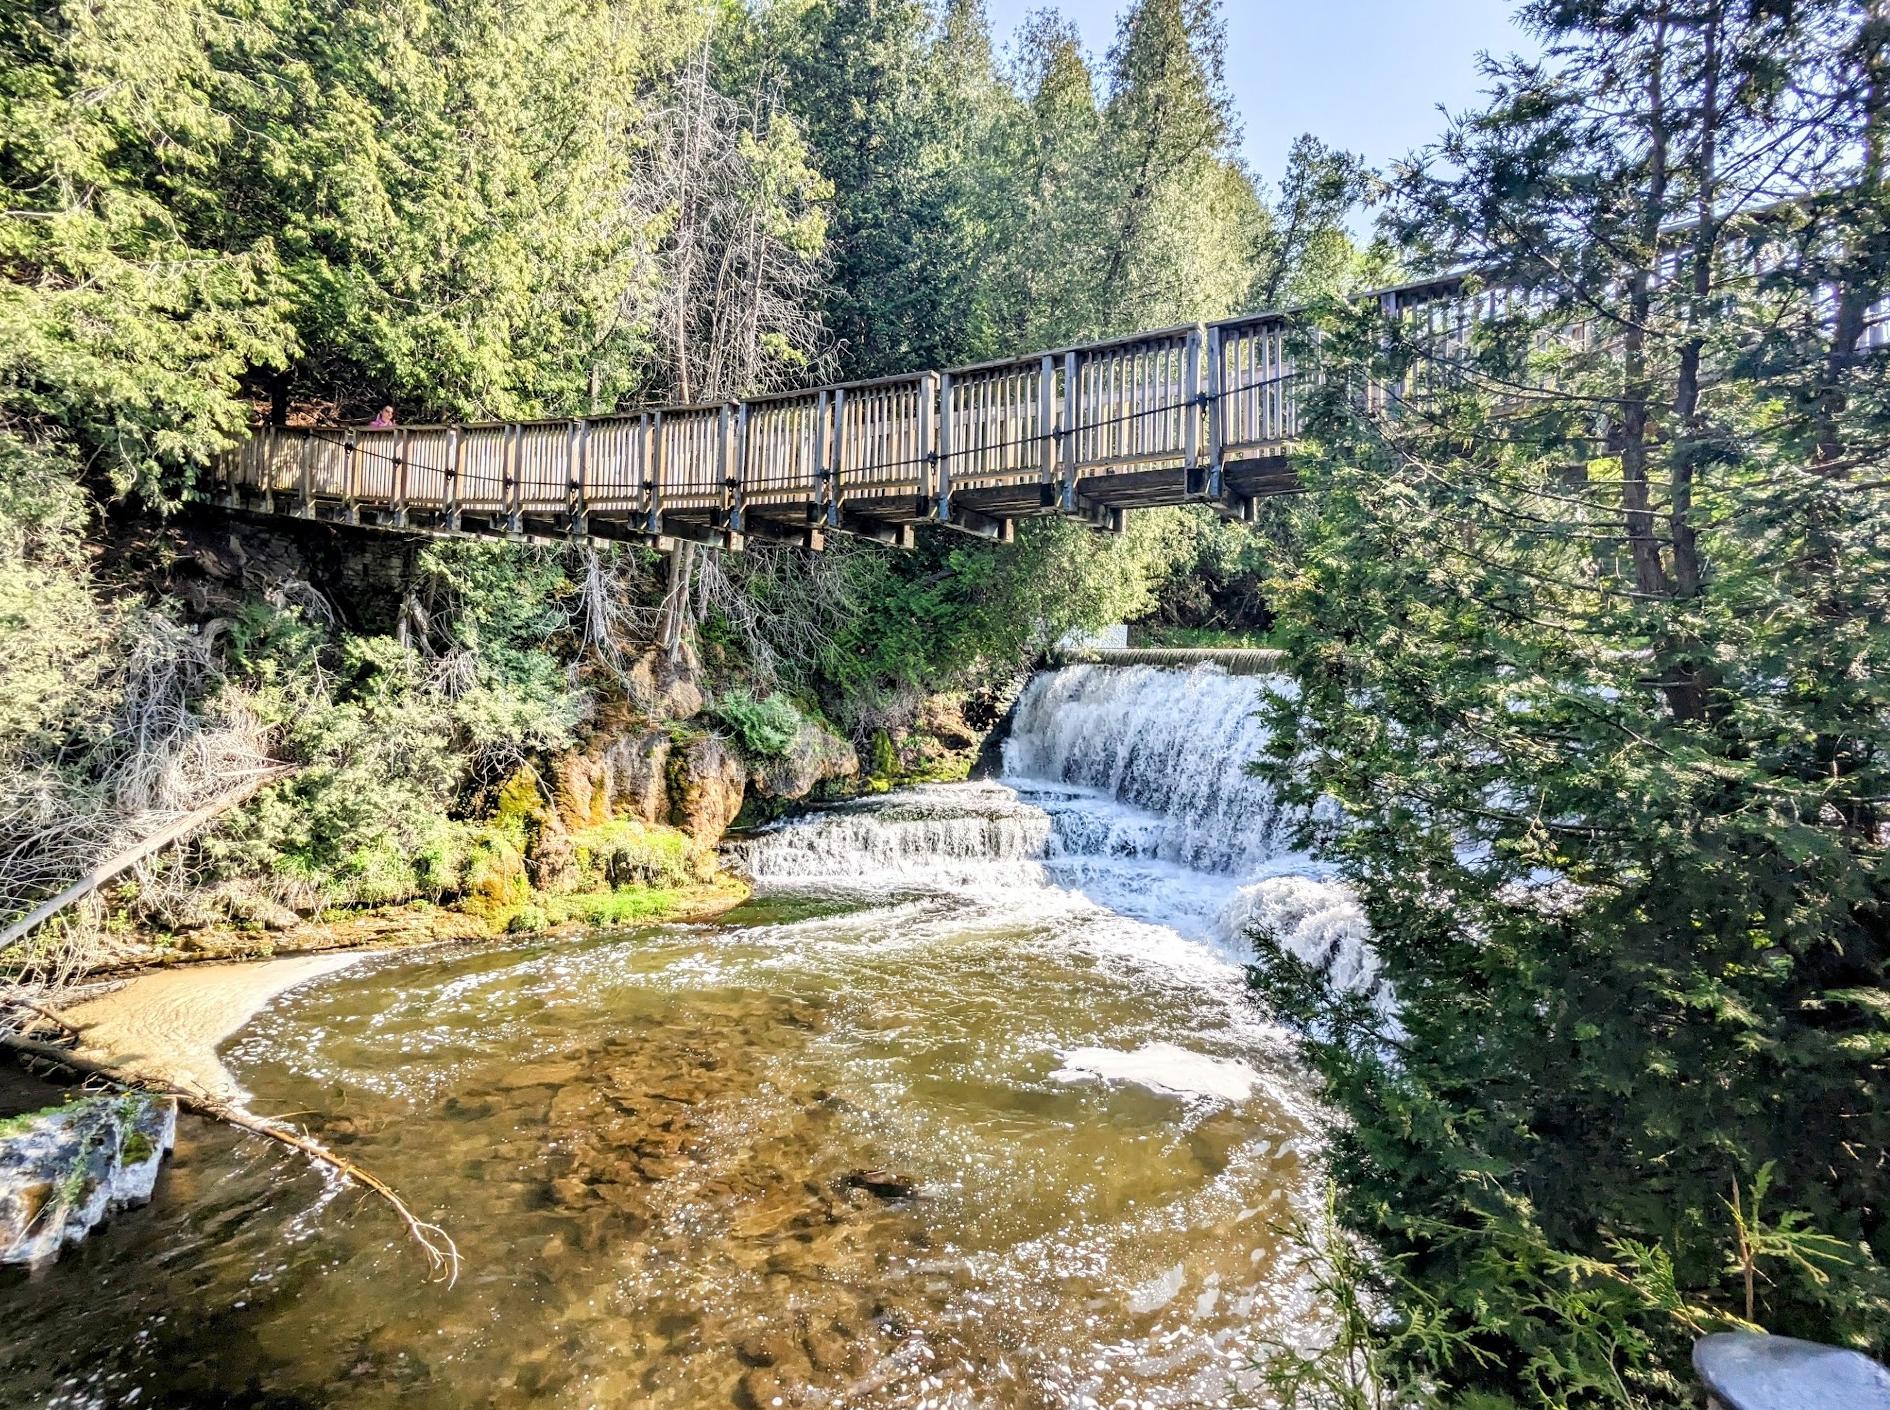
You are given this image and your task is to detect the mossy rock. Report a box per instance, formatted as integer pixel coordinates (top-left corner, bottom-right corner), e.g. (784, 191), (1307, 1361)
(463, 828), (530, 919)
(566, 818), (699, 890)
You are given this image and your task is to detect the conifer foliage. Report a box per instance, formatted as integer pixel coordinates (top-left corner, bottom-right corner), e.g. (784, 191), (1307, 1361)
(1256, 2), (1890, 1403)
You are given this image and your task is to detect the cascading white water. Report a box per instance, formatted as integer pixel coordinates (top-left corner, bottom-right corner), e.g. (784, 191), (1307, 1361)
(1002, 664), (1294, 873)
(738, 784), (1052, 888)
(742, 664), (1383, 1001)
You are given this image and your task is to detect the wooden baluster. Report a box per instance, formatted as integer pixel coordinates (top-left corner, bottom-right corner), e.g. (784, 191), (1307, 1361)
(1105, 355), (1115, 462)
(1130, 347), (1142, 459)
(298, 433), (314, 517)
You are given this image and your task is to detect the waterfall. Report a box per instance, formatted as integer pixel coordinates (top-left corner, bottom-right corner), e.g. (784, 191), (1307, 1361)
(737, 784), (1052, 888)
(740, 665), (1383, 1002)
(1001, 664), (1295, 873)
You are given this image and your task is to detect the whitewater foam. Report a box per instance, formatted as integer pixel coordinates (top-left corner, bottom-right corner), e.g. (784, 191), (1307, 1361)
(1050, 1042), (1263, 1104)
(738, 665), (1384, 1004)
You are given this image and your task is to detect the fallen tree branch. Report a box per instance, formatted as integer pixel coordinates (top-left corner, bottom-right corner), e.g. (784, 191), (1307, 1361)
(0, 1029), (459, 1285)
(0, 995), (89, 1039)
(0, 765), (299, 952)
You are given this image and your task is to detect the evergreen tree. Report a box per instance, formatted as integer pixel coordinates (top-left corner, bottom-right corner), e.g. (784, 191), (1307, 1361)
(1254, 1), (1890, 1403)
(1090, 0), (1254, 330)
(0, 0), (293, 496)
(771, 0), (975, 375)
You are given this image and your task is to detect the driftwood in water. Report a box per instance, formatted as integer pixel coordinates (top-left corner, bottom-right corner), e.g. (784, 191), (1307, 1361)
(0, 765), (299, 952)
(0, 1027), (459, 1284)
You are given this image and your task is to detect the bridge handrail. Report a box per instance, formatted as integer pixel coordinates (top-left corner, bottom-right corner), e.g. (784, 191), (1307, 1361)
(247, 258), (1879, 544)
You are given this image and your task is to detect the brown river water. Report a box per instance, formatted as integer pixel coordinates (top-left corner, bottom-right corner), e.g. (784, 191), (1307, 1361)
(0, 668), (1375, 1410)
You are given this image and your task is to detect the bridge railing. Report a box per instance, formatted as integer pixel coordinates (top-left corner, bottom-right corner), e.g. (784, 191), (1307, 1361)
(940, 354), (1050, 495)
(738, 389), (827, 521)
(210, 273), (1499, 542)
(585, 414), (651, 517)
(1210, 313), (1299, 459)
(1066, 324), (1200, 478)
(832, 373), (933, 508)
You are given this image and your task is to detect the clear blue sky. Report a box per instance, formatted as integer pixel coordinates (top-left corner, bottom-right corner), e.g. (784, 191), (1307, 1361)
(982, 0), (1539, 188)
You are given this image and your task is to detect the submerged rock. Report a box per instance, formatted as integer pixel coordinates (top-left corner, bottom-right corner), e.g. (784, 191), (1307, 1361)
(0, 1093), (177, 1266)
(842, 1169), (917, 1202)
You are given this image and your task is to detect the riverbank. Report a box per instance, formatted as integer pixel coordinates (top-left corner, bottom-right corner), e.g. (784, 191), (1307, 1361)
(80, 879), (752, 977)
(65, 953), (371, 1102)
(9, 879), (751, 1106)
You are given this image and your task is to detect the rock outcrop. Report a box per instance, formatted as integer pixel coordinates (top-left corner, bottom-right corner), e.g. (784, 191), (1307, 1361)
(548, 656), (861, 854)
(552, 712), (672, 829)
(667, 734), (749, 845)
(752, 721), (860, 803)
(0, 1093), (178, 1266)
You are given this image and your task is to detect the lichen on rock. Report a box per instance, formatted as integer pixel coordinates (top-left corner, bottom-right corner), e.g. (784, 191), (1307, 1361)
(0, 1093), (178, 1266)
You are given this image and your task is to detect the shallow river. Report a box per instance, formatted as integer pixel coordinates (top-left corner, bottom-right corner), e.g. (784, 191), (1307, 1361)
(0, 666), (1376, 1410)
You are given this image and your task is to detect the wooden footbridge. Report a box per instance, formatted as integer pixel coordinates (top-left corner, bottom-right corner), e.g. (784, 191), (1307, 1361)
(213, 277), (1466, 551)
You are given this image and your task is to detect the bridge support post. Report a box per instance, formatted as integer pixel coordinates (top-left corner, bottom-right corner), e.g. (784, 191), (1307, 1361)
(1205, 324), (1226, 501)
(929, 372), (950, 525)
(1059, 350), (1079, 511)
(343, 430), (360, 525)
(815, 388), (839, 529)
(1183, 324), (1208, 498)
(391, 428), (409, 528)
(723, 402), (745, 542)
(260, 426), (277, 515)
(1378, 289), (1405, 416)
(567, 419), (588, 538)
(1038, 354), (1057, 499)
(500, 424), (520, 537)
(297, 433), (315, 518)
(445, 427), (462, 532)
(644, 412), (664, 538)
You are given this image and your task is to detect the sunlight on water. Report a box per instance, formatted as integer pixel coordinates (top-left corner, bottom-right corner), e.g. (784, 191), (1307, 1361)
(0, 666), (1374, 1410)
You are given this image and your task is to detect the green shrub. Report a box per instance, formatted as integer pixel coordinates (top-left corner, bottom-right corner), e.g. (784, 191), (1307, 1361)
(713, 690), (801, 759)
(503, 903), (549, 934)
(568, 819), (696, 890)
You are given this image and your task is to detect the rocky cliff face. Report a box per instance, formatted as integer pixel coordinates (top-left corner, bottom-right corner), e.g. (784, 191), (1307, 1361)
(547, 654), (858, 856)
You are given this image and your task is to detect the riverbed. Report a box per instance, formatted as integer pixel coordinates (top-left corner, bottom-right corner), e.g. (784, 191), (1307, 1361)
(0, 666), (1371, 1409)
